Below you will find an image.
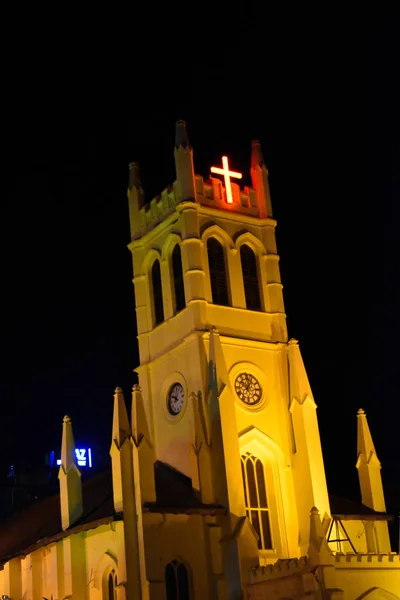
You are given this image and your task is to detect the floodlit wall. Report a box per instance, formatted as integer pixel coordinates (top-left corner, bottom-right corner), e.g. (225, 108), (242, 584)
(0, 521), (125, 600)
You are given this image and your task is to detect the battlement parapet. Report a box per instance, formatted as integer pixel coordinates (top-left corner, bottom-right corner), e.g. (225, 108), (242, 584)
(195, 175), (259, 217)
(250, 556), (309, 582)
(135, 182), (179, 239)
(131, 174), (266, 240)
(334, 552), (400, 566)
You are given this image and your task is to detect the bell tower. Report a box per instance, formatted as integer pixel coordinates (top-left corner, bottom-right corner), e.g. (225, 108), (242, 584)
(127, 121), (330, 568)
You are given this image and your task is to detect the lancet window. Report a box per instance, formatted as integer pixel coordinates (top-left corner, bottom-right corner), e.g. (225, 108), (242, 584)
(165, 559), (190, 600)
(207, 237), (230, 306)
(107, 569), (117, 600)
(240, 244), (262, 311)
(241, 452), (272, 550)
(151, 259), (164, 325)
(172, 244), (186, 313)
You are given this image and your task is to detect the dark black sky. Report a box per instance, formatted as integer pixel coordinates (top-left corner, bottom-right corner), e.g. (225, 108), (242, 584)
(1, 13), (398, 506)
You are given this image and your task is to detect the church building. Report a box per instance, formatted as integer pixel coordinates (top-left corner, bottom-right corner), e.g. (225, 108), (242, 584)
(0, 121), (398, 599)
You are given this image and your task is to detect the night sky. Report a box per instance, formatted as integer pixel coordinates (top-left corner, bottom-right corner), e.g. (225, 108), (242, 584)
(1, 14), (398, 510)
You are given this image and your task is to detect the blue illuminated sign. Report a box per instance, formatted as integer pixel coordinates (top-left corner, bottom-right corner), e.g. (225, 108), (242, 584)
(56, 448), (93, 468)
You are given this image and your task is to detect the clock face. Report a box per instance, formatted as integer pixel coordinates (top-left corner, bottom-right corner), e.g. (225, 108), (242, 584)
(167, 383), (185, 415)
(235, 373), (262, 406)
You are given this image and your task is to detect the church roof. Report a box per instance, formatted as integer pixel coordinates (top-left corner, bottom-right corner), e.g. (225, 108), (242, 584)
(0, 462), (224, 564)
(0, 469), (116, 564)
(329, 493), (392, 521)
(145, 461), (226, 515)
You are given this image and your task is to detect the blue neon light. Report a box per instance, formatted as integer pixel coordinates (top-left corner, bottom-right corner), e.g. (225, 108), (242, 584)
(56, 448), (93, 468)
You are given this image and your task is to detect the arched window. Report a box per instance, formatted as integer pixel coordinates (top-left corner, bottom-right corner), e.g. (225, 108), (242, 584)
(241, 452), (272, 550)
(151, 259), (164, 325)
(107, 569), (117, 599)
(165, 560), (190, 600)
(172, 244), (186, 312)
(240, 244), (261, 311)
(207, 237), (229, 306)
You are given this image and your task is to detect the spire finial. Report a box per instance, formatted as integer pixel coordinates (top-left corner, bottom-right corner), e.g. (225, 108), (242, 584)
(308, 505), (333, 565)
(127, 162), (145, 238)
(112, 386), (131, 447)
(356, 405), (390, 550)
(175, 120), (190, 149)
(58, 414), (83, 530)
(357, 408), (376, 459)
(250, 138), (272, 218)
(131, 384), (156, 503)
(61, 414), (76, 470)
(251, 139), (265, 168)
(174, 120), (196, 202)
(128, 162), (143, 191)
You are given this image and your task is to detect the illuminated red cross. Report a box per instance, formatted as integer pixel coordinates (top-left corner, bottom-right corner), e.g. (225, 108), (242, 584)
(210, 156), (242, 204)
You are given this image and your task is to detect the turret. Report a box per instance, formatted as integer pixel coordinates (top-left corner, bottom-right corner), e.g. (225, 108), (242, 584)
(206, 329), (259, 597)
(131, 384), (156, 503)
(174, 120), (196, 202)
(250, 140), (273, 219)
(356, 408), (391, 552)
(110, 386), (132, 513)
(356, 408), (386, 511)
(308, 507), (339, 593)
(131, 384), (154, 597)
(109, 387), (143, 597)
(58, 415), (83, 531)
(127, 161), (145, 241)
(288, 338), (330, 554)
(208, 328), (232, 509)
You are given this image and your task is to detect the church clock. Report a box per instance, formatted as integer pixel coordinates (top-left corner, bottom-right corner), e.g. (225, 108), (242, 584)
(167, 383), (185, 415)
(234, 373), (262, 406)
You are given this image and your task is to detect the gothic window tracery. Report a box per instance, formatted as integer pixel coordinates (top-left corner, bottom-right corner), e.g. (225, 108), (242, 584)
(240, 244), (262, 311)
(241, 452), (272, 550)
(165, 559), (190, 600)
(172, 244), (186, 313)
(151, 258), (164, 325)
(207, 237), (230, 306)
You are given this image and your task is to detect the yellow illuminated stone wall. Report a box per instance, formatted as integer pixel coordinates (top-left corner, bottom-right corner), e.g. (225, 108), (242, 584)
(0, 122), (398, 599)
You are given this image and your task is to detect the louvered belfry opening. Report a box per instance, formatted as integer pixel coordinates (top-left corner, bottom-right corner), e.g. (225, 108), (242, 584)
(151, 259), (164, 325)
(207, 237), (230, 306)
(240, 244), (262, 311)
(172, 244), (186, 313)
